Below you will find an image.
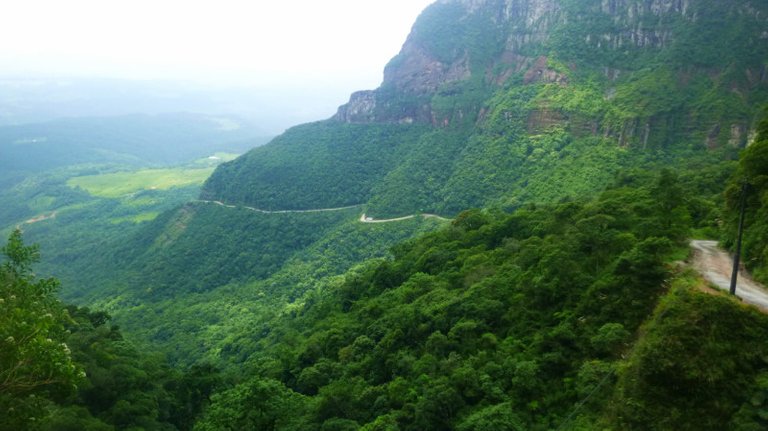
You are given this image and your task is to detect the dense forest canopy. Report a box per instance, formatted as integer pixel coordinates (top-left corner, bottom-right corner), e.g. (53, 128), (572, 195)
(724, 113), (768, 284)
(4, 160), (768, 429)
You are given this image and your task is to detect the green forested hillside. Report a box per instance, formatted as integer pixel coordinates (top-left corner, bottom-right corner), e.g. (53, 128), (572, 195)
(202, 122), (429, 211)
(189, 172), (768, 431)
(723, 114), (768, 283)
(203, 0), (767, 217)
(8, 165), (768, 429)
(92, 211), (449, 366)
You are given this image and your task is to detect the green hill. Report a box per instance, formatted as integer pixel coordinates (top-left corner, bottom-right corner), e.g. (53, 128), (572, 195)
(204, 0), (768, 217)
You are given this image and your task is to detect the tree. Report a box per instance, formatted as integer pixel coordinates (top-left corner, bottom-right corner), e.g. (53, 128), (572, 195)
(0, 229), (82, 427)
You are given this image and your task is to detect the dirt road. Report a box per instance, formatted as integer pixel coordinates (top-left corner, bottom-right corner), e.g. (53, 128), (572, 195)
(15, 211), (57, 230)
(690, 240), (768, 310)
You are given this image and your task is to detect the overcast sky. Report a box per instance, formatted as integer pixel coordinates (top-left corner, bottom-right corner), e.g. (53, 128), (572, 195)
(0, 0), (436, 128)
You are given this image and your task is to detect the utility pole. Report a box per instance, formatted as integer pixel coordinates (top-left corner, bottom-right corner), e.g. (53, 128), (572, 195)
(730, 181), (748, 295)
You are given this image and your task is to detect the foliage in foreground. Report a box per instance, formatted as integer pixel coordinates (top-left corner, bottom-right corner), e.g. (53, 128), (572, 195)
(604, 278), (768, 431)
(0, 231), (221, 430)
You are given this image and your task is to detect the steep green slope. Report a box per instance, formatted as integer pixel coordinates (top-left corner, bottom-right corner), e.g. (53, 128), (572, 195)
(202, 122), (429, 211)
(203, 0), (768, 217)
(602, 281), (768, 431)
(7, 185), (201, 298)
(723, 114), (768, 283)
(48, 0), (768, 373)
(192, 172), (768, 430)
(93, 214), (448, 366)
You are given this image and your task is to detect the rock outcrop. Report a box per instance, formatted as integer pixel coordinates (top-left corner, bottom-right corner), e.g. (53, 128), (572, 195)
(333, 0), (767, 149)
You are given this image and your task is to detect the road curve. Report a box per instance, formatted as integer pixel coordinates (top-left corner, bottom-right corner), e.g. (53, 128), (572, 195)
(690, 240), (768, 310)
(195, 200), (452, 223)
(359, 213), (452, 224)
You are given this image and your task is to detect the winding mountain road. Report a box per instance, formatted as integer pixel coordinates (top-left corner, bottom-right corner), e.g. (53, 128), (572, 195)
(690, 240), (768, 310)
(14, 211), (58, 230)
(195, 200), (451, 223)
(196, 200), (362, 214)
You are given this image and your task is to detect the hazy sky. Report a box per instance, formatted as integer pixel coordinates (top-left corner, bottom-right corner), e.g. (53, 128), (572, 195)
(0, 0), (435, 127)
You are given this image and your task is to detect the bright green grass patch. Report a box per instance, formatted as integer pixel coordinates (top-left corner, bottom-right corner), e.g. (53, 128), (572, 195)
(68, 167), (215, 198)
(110, 212), (160, 224)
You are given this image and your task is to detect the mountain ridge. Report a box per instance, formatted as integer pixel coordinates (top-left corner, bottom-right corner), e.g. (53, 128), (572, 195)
(204, 0), (768, 218)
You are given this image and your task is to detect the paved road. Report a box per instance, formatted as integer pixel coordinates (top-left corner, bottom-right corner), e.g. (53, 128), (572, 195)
(359, 213), (452, 223)
(690, 240), (768, 310)
(359, 213), (416, 223)
(197, 200), (451, 223)
(196, 200), (362, 214)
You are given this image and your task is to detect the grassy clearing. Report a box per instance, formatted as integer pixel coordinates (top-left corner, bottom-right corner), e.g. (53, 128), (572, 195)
(67, 167), (214, 198)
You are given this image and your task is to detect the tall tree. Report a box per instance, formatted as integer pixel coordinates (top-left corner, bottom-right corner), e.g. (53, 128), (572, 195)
(0, 229), (81, 427)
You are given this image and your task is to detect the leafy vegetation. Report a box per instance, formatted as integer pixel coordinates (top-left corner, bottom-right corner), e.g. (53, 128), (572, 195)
(723, 114), (768, 283)
(202, 122), (429, 211)
(189, 172), (767, 430)
(89, 214), (448, 367)
(603, 276), (768, 431)
(1, 231), (223, 430)
(6, 163), (768, 429)
(0, 230), (81, 428)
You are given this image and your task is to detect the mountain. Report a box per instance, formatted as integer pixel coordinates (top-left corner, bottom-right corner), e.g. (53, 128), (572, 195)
(203, 0), (768, 217)
(5, 0), (768, 429)
(47, 0), (768, 364)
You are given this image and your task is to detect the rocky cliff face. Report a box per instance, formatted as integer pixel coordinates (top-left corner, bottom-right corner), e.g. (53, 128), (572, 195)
(211, 0), (768, 219)
(333, 0), (768, 149)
